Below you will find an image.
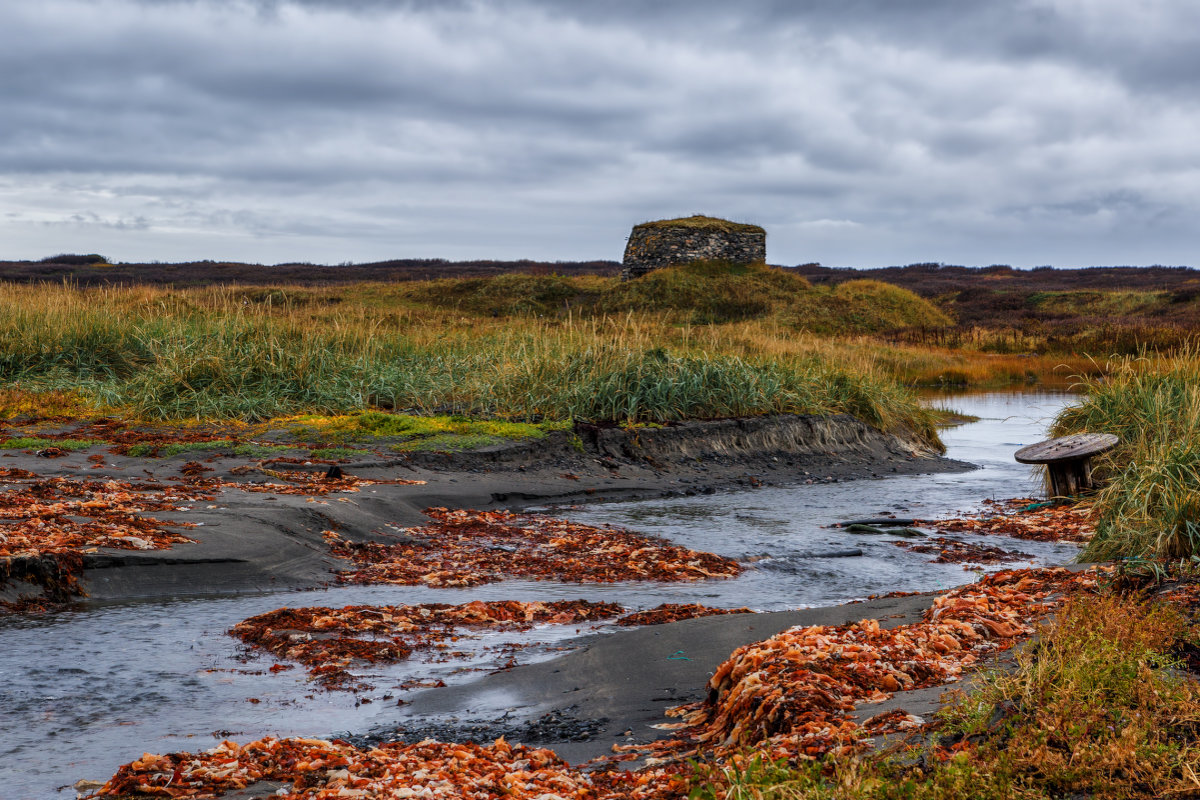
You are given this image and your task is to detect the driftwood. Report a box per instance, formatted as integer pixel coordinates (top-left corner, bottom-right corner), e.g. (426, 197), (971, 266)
(1015, 433), (1119, 498)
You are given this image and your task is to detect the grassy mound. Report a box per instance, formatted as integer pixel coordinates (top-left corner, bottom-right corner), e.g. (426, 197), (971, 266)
(399, 262), (946, 331)
(786, 279), (953, 335)
(597, 261), (810, 323)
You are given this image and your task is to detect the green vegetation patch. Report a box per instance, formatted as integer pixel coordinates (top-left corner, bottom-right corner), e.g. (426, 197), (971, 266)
(631, 214), (765, 234)
(125, 440), (234, 458)
(232, 443), (299, 458)
(285, 411), (569, 447)
(1053, 349), (1200, 561)
(0, 437), (100, 451)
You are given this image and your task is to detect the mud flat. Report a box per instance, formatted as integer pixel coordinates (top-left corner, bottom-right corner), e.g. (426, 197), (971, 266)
(0, 412), (969, 604)
(354, 591), (942, 764)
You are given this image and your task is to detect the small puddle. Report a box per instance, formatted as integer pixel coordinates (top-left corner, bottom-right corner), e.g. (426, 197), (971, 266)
(1, 391), (1075, 799)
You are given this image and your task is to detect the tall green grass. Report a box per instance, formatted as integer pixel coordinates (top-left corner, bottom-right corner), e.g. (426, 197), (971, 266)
(0, 284), (939, 446)
(1053, 349), (1200, 560)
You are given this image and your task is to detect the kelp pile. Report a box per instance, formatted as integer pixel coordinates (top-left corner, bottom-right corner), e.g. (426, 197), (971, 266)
(631, 567), (1098, 766)
(204, 466), (425, 496)
(230, 600), (624, 688)
(0, 474), (203, 558)
(927, 498), (1095, 543)
(0, 472), (206, 606)
(234, 600), (756, 688)
(894, 536), (1033, 569)
(615, 603), (753, 626)
(89, 735), (684, 800)
(328, 508), (742, 587)
(31, 417), (240, 452)
(91, 568), (1097, 800)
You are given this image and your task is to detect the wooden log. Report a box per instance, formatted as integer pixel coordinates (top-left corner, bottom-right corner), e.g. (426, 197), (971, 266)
(1014, 433), (1119, 498)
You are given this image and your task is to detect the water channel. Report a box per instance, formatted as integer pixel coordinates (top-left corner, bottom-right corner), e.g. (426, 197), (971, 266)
(1, 391), (1074, 799)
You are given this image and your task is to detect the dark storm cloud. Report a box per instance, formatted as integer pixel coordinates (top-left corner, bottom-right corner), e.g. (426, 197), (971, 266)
(1, 0), (1197, 265)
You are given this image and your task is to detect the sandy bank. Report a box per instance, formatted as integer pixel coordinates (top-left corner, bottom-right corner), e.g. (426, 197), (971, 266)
(0, 412), (971, 603)
(357, 592), (942, 765)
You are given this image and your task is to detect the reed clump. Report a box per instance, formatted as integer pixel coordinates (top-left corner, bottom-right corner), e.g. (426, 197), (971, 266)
(1052, 348), (1200, 560)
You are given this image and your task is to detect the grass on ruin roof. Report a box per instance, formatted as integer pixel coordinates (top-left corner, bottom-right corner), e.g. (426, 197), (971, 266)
(631, 215), (765, 234)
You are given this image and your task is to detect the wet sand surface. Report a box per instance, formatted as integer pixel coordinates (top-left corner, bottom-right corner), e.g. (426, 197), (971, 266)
(0, 410), (969, 603)
(370, 593), (939, 764)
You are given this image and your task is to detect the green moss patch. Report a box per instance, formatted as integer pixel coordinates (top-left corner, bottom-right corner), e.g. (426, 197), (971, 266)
(310, 446), (373, 460)
(232, 443), (298, 458)
(0, 437), (101, 451)
(284, 411), (568, 447)
(125, 440), (234, 458)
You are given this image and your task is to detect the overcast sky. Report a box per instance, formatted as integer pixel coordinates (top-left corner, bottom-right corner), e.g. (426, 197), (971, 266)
(3, 0), (1199, 268)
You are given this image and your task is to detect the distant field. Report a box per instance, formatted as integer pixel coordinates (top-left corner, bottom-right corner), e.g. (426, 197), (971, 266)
(797, 262), (1200, 355)
(0, 255), (621, 286)
(8, 255), (1199, 354)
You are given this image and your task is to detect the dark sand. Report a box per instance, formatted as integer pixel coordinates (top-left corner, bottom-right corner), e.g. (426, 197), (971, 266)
(0, 412), (972, 602)
(365, 593), (944, 764)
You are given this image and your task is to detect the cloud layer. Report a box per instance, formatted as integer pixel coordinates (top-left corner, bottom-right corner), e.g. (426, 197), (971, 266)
(3, 0), (1198, 266)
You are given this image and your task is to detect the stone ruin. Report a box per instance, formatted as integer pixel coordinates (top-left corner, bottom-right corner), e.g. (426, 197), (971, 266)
(620, 215), (766, 280)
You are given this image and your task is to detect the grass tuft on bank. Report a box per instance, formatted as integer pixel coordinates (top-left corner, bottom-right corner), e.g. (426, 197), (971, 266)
(1053, 349), (1200, 560)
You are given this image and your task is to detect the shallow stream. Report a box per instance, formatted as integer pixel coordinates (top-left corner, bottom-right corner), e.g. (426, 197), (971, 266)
(2, 391), (1073, 799)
